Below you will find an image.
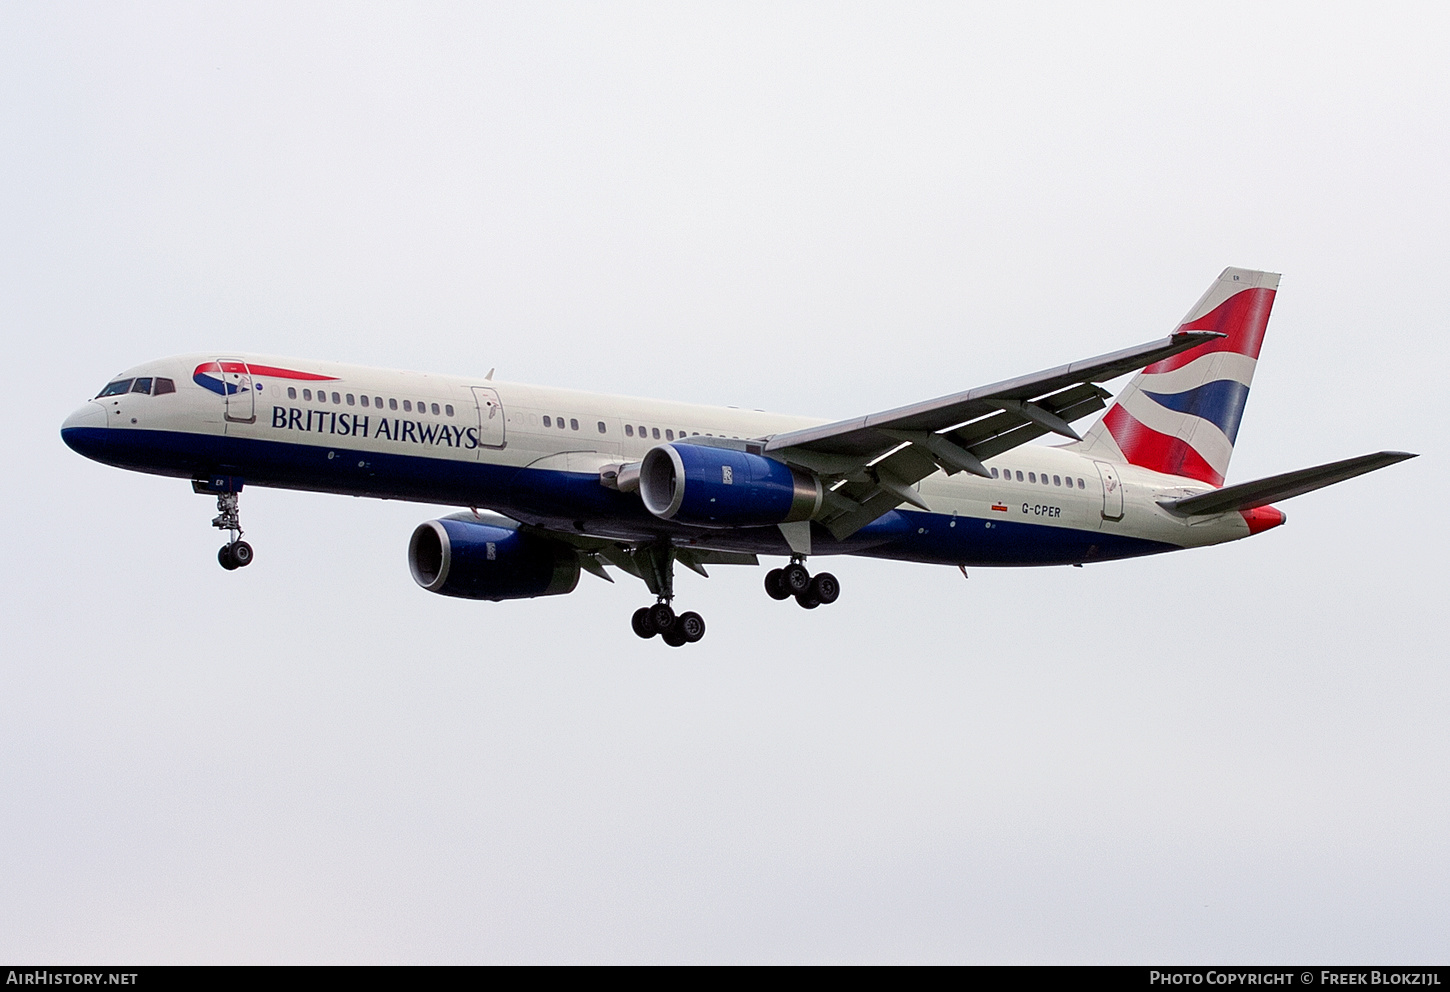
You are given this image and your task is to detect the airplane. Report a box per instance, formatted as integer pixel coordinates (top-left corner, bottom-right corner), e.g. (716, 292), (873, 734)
(61, 267), (1415, 647)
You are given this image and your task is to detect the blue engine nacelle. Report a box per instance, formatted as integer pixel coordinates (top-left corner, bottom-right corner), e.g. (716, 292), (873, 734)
(408, 514), (580, 601)
(639, 443), (821, 527)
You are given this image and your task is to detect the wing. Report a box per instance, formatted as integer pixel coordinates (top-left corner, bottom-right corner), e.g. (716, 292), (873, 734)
(762, 331), (1223, 539)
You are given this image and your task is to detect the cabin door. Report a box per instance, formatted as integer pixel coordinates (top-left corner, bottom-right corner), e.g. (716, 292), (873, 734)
(219, 358), (255, 424)
(1094, 461), (1124, 521)
(471, 386), (506, 451)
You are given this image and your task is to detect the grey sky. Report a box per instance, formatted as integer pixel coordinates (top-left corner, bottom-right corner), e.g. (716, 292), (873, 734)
(2, 2), (1445, 963)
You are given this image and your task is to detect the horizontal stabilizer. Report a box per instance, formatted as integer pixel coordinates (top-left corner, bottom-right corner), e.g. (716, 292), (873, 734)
(1161, 451), (1417, 516)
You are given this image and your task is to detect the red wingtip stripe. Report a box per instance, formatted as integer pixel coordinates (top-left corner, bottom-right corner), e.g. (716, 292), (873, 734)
(1102, 405), (1224, 486)
(1145, 287), (1277, 374)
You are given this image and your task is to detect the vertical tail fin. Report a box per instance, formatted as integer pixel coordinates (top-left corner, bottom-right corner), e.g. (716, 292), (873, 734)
(1073, 267), (1280, 486)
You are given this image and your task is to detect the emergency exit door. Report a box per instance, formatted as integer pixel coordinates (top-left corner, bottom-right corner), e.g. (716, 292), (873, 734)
(1095, 460), (1124, 521)
(471, 386), (506, 450)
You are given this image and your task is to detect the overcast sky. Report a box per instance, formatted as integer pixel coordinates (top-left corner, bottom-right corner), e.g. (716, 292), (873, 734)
(2, 2), (1446, 964)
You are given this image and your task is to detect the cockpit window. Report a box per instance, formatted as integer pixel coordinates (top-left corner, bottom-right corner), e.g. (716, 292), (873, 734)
(97, 379), (133, 397)
(153, 378), (175, 395)
(131, 377), (153, 394)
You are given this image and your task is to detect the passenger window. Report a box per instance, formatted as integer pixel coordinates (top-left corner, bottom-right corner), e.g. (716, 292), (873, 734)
(1078, 478), (1085, 488)
(431, 403), (440, 415)
(1053, 475), (1061, 486)
(543, 416), (552, 428)
(304, 389), (313, 401)
(625, 424), (634, 437)
(153, 378), (175, 395)
(288, 387), (298, 400)
(131, 378), (152, 394)
(570, 419), (579, 431)
(347, 394), (355, 406)
(652, 428), (660, 439)
(360, 395), (369, 407)
(638, 426), (647, 437)
(97, 380), (133, 398)
(597, 421), (607, 434)
(417, 399), (425, 411)
(666, 429), (674, 440)
(1028, 472), (1036, 483)
(446, 405), (454, 417)
(991, 467), (998, 478)
(403, 400), (412, 412)
(1015, 471), (1023, 481)
(376, 397), (384, 409)
(332, 392), (340, 404)
(1042, 475), (1050, 485)
(389, 398), (398, 410)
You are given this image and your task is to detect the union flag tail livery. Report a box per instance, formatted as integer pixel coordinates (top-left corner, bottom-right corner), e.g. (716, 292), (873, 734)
(1074, 267), (1279, 486)
(60, 266), (1414, 647)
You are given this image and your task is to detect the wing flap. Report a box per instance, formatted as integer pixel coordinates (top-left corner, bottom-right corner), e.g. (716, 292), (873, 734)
(764, 332), (1220, 539)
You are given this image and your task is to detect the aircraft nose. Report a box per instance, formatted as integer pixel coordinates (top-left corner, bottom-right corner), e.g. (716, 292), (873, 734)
(61, 401), (108, 456)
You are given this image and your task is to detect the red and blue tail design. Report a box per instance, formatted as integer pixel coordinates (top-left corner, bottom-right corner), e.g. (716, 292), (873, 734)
(1074, 268), (1279, 486)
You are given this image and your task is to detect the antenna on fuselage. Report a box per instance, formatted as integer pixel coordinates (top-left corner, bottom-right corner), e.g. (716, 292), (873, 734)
(485, 368), (495, 380)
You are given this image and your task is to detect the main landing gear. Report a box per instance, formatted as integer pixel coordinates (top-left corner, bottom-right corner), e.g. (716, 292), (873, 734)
(631, 603), (706, 648)
(627, 542), (706, 647)
(764, 559), (840, 610)
(210, 491), (253, 571)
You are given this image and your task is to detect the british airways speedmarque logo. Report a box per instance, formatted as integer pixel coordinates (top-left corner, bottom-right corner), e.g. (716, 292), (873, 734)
(192, 361), (338, 396)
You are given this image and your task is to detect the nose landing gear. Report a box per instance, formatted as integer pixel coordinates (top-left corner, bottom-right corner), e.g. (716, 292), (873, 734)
(207, 490), (253, 570)
(765, 558), (839, 609)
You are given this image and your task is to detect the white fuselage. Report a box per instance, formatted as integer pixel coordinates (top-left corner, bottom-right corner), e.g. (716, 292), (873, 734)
(62, 353), (1263, 567)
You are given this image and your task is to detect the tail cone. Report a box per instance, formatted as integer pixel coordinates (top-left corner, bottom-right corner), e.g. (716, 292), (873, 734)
(1241, 505), (1286, 535)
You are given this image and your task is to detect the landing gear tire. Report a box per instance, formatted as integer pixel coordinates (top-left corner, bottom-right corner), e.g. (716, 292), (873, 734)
(661, 628), (688, 648)
(676, 611), (706, 643)
(632, 606), (657, 639)
(764, 568), (791, 600)
(782, 562), (812, 596)
(810, 572), (838, 604)
(648, 602), (676, 633)
(206, 489), (252, 571)
(796, 591), (821, 609)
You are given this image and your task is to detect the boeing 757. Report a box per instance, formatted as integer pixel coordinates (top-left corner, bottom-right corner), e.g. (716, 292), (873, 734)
(61, 268), (1414, 646)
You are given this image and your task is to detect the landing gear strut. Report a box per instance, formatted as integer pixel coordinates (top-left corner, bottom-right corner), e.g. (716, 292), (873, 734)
(210, 491), (253, 570)
(765, 558), (839, 610)
(627, 542), (706, 647)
